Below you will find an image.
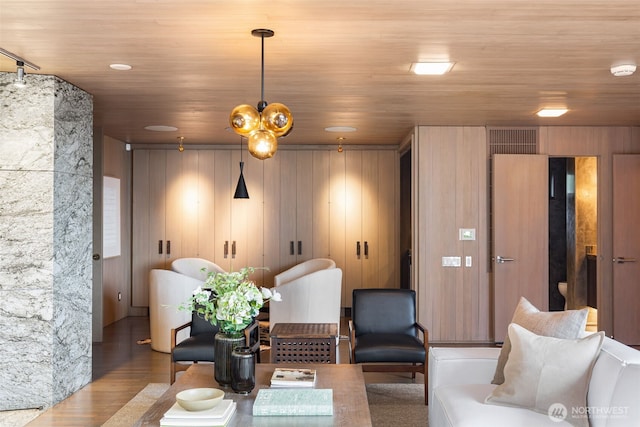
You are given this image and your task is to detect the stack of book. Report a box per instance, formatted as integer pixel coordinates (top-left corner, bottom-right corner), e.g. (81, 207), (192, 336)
(253, 388), (333, 416)
(270, 368), (317, 388)
(160, 399), (236, 426)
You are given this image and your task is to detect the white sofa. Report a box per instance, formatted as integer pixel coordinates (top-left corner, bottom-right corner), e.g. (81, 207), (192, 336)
(149, 269), (203, 353)
(429, 337), (640, 427)
(170, 257), (225, 281)
(269, 258), (342, 336)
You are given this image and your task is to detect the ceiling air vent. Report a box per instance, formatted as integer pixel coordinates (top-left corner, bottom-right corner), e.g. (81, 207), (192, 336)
(487, 128), (538, 157)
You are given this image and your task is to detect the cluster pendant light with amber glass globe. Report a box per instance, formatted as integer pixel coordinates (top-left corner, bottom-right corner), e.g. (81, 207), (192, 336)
(229, 29), (293, 160)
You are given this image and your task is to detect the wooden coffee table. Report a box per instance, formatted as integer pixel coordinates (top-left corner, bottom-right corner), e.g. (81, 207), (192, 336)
(134, 363), (372, 426)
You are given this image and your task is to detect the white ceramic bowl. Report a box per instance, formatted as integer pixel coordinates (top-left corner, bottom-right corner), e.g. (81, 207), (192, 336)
(176, 388), (224, 411)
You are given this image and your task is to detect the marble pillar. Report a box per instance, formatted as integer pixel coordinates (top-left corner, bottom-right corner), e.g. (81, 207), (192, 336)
(0, 73), (93, 410)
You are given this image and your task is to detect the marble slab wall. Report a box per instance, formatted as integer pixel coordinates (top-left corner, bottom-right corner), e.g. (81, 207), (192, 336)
(0, 73), (93, 410)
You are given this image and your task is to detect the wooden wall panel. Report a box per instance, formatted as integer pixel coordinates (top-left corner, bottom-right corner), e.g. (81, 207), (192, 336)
(414, 126), (489, 342)
(414, 125), (639, 343)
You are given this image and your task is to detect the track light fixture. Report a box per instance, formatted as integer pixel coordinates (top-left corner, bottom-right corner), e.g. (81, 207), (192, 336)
(0, 48), (40, 88)
(229, 29), (293, 160)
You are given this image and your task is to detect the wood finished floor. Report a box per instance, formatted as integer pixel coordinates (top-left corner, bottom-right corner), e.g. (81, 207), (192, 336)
(26, 316), (423, 426)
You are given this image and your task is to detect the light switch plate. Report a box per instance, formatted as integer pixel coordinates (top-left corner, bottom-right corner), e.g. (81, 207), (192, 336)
(442, 256), (461, 267)
(459, 228), (476, 240)
(465, 256), (472, 267)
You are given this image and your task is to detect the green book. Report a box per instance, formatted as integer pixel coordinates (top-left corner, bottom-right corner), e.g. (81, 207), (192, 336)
(252, 388), (333, 416)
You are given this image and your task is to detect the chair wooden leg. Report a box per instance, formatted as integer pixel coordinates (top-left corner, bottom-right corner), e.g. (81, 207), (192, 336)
(170, 362), (176, 385)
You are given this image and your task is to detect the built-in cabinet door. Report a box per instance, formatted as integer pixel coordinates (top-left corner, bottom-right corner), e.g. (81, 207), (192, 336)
(197, 151), (217, 262)
(262, 154), (281, 286)
(342, 150), (399, 307)
(132, 149), (167, 307)
(492, 154), (549, 341)
(235, 151), (264, 279)
(612, 154), (640, 345)
(279, 151), (317, 271)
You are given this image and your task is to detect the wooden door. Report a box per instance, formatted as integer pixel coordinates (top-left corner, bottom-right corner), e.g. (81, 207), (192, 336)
(612, 154), (640, 345)
(197, 151), (217, 262)
(492, 154), (548, 341)
(361, 150), (379, 288)
(329, 150), (347, 305)
(344, 150), (363, 307)
(232, 151), (264, 277)
(213, 151), (233, 271)
(295, 151), (314, 263)
(262, 153), (281, 285)
(131, 149), (167, 306)
(279, 150), (298, 270)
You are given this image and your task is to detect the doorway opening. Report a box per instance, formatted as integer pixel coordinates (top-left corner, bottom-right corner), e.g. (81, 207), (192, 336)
(548, 157), (598, 331)
(400, 149), (411, 289)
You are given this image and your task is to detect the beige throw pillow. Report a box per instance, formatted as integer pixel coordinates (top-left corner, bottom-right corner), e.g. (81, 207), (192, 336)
(492, 296), (589, 385)
(486, 324), (604, 427)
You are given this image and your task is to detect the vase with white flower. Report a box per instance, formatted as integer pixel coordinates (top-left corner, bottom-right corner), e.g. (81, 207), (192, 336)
(181, 266), (281, 386)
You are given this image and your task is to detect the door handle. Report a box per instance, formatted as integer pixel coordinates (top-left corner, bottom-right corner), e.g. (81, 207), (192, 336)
(613, 257), (637, 263)
(364, 241), (369, 258)
(496, 255), (515, 264)
(158, 240), (163, 254)
(298, 240), (302, 256)
(166, 240), (171, 256)
(356, 241), (361, 258)
(290, 241), (294, 256)
(232, 241), (236, 258)
(224, 241), (229, 258)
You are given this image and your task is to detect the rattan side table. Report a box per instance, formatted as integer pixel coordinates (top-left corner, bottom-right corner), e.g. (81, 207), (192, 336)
(269, 322), (338, 364)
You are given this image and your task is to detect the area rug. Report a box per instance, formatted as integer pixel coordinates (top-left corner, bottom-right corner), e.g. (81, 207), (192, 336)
(102, 382), (428, 426)
(102, 383), (169, 426)
(366, 383), (428, 427)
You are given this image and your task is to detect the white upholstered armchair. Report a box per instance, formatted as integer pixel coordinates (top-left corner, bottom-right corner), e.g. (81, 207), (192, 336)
(170, 257), (225, 281)
(269, 258), (342, 336)
(149, 269), (203, 353)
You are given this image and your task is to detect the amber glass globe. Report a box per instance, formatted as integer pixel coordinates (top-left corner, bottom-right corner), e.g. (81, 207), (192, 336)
(229, 104), (260, 136)
(261, 103), (293, 137)
(247, 129), (278, 160)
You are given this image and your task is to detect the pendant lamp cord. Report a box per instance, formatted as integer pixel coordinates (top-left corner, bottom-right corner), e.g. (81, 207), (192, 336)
(260, 34), (265, 107)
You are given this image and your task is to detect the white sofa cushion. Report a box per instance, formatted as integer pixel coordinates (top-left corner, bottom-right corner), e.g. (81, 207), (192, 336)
(486, 324), (604, 427)
(428, 347), (500, 404)
(432, 383), (573, 427)
(493, 297), (589, 384)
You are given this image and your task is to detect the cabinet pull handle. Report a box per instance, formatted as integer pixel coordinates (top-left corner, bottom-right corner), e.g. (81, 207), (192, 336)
(224, 241), (229, 258)
(166, 240), (171, 255)
(232, 241), (236, 258)
(356, 241), (361, 257)
(364, 241), (369, 258)
(298, 240), (302, 255)
(290, 241), (294, 256)
(158, 240), (163, 254)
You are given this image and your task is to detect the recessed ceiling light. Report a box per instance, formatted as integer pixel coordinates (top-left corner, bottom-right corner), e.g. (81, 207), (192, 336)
(536, 108), (568, 118)
(110, 63), (132, 71)
(410, 62), (454, 75)
(325, 126), (357, 133)
(144, 125), (178, 132)
(610, 64), (636, 77)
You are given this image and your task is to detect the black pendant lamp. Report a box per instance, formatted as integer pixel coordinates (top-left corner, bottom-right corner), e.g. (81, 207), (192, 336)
(234, 137), (249, 199)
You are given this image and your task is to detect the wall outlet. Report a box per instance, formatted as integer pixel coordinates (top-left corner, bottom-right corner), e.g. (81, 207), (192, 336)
(442, 256), (461, 267)
(465, 256), (472, 267)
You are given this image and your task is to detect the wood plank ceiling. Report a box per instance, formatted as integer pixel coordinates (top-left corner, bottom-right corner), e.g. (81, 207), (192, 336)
(1, 0), (638, 147)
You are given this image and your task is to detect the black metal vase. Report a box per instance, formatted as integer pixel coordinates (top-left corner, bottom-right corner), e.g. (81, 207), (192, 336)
(231, 346), (256, 394)
(214, 332), (245, 387)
